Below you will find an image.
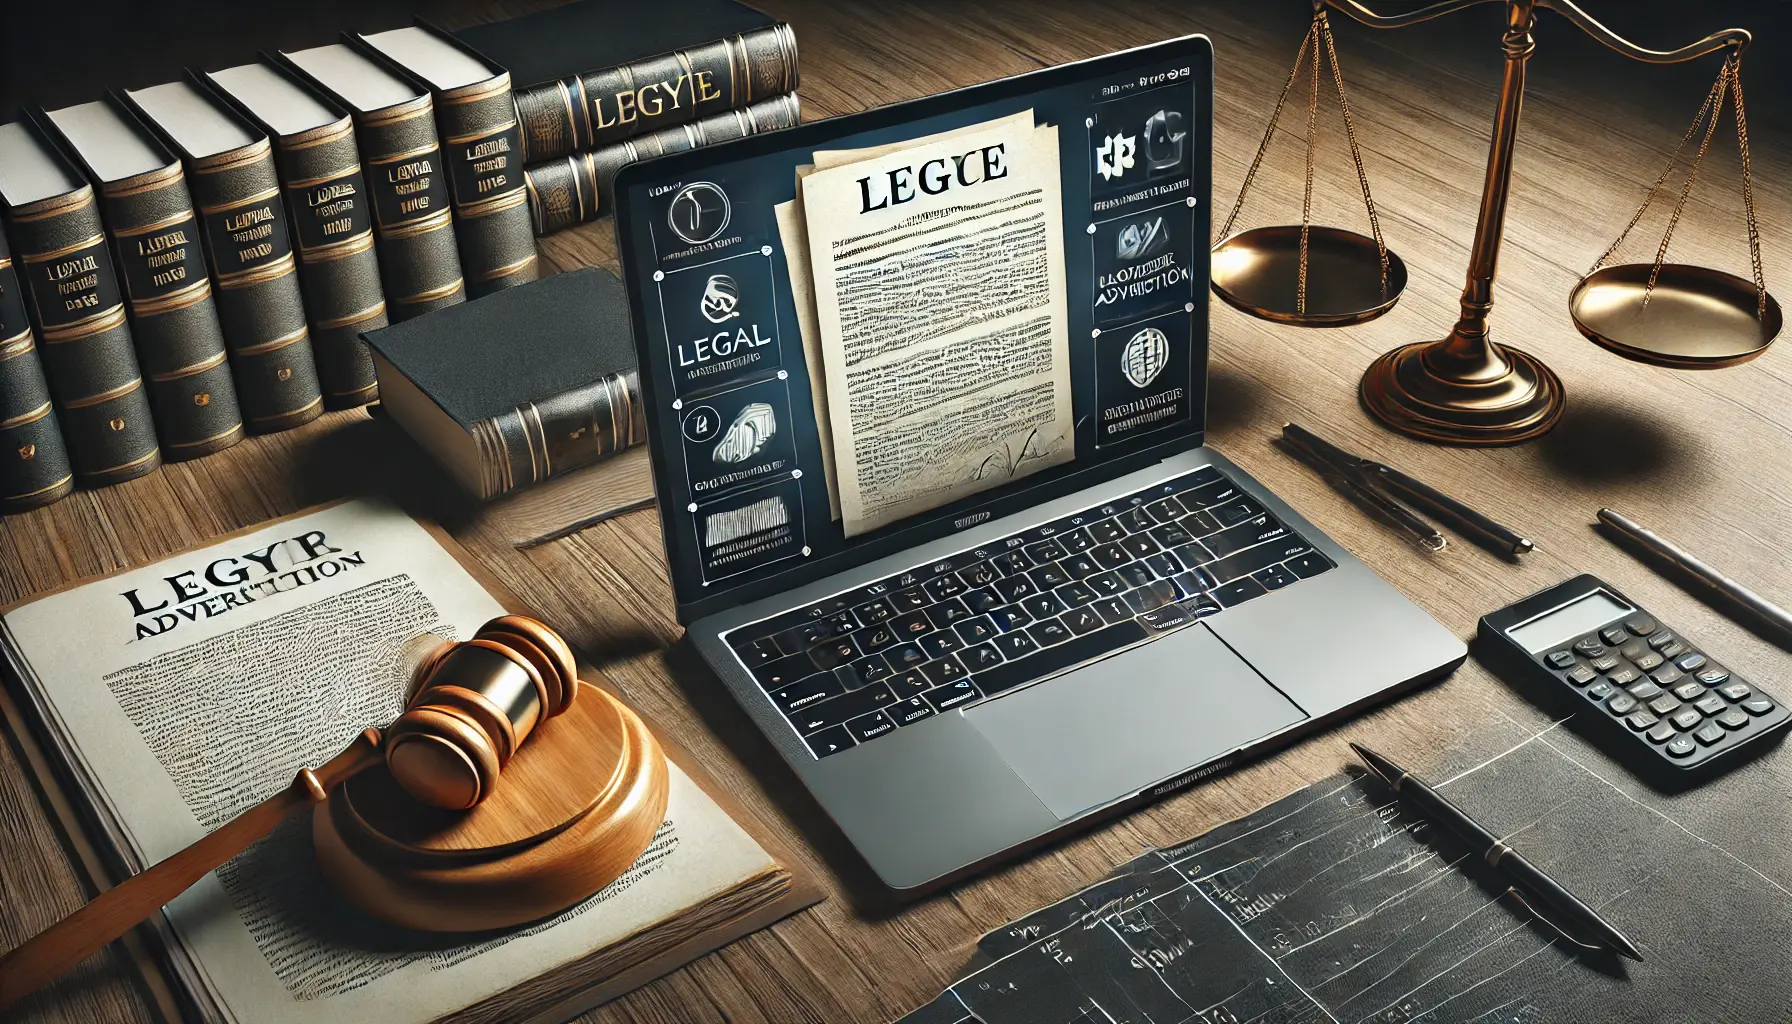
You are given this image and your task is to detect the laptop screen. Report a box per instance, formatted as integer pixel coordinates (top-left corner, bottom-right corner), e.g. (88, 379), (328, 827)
(614, 36), (1213, 621)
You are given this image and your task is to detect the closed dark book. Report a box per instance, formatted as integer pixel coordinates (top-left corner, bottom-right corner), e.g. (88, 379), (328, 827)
(279, 43), (466, 322)
(0, 120), (161, 487)
(203, 60), (386, 408)
(454, 0), (797, 165)
(0, 220), (75, 511)
(364, 267), (644, 500)
(355, 24), (539, 299)
(36, 98), (245, 460)
(122, 80), (325, 433)
(525, 94), (799, 236)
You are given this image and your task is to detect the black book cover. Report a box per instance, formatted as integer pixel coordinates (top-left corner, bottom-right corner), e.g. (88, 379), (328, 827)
(364, 267), (643, 498)
(452, 0), (774, 91)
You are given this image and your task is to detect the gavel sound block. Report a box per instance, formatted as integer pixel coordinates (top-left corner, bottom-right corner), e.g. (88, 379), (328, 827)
(0, 615), (669, 1010)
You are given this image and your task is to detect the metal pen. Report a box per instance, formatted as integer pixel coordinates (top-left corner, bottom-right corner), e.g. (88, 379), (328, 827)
(1597, 507), (1792, 640)
(1351, 742), (1643, 961)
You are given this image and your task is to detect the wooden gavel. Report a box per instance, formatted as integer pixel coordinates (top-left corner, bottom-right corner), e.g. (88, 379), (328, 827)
(0, 614), (580, 1011)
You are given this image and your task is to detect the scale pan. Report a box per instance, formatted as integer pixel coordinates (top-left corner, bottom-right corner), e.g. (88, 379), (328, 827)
(1211, 225), (1407, 327)
(1571, 264), (1781, 369)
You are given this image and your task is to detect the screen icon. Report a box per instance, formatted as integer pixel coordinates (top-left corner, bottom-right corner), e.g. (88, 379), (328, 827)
(1121, 327), (1170, 388)
(667, 181), (731, 244)
(1095, 132), (1137, 181)
(700, 274), (741, 323)
(1143, 110), (1187, 174)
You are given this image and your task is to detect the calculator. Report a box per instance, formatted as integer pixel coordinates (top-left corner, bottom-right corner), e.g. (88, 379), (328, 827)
(1479, 574), (1791, 780)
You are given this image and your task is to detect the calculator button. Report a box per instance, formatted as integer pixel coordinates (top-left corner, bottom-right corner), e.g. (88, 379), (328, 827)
(1693, 694), (1727, 716)
(1565, 665), (1598, 686)
(1589, 654), (1620, 673)
(1586, 681), (1617, 701)
(1646, 722), (1678, 744)
(1666, 735), (1698, 757)
(1670, 708), (1704, 730)
(1626, 681), (1664, 701)
(1671, 682), (1707, 702)
(1648, 695), (1682, 716)
(1650, 667), (1684, 687)
(1573, 637), (1607, 657)
(1619, 640), (1650, 660)
(1659, 641), (1690, 659)
(1698, 667), (1731, 687)
(1717, 708), (1750, 730)
(1626, 616), (1657, 636)
(1743, 698), (1777, 716)
(1626, 711), (1660, 732)
(1607, 667), (1641, 686)
(1600, 626), (1629, 646)
(1693, 721), (1726, 746)
(1675, 652), (1708, 672)
(1546, 650), (1577, 669)
(1718, 682), (1752, 702)
(1606, 694), (1639, 716)
(1647, 632), (1677, 651)
(1631, 651), (1665, 672)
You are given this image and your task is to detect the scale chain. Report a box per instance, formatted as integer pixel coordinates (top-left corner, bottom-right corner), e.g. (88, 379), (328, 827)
(1643, 55), (1731, 310)
(1301, 13), (1321, 315)
(1218, 22), (1315, 243)
(1319, 10), (1391, 297)
(1728, 56), (1767, 321)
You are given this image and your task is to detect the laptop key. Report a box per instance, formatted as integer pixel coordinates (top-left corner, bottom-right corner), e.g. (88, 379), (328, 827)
(770, 673), (845, 715)
(964, 588), (1002, 615)
(959, 561), (999, 588)
(824, 612), (859, 637)
(991, 605), (1032, 631)
(776, 620), (833, 652)
(1089, 518), (1127, 543)
(1213, 576), (1269, 607)
(1144, 552), (1181, 579)
(890, 696), (936, 726)
(919, 656), (969, 686)
(1201, 538), (1313, 585)
(886, 642), (927, 669)
(994, 549), (1032, 575)
(1027, 618), (1073, 647)
(923, 574), (966, 602)
(1208, 496), (1264, 527)
(1285, 551), (1334, 578)
(1145, 497), (1186, 523)
(1138, 604), (1190, 633)
(847, 711), (898, 744)
(804, 725), (855, 759)
(1116, 507), (1154, 533)
(1180, 510), (1222, 537)
(1118, 535), (1159, 560)
(993, 631), (1038, 660)
(926, 598), (973, 629)
(924, 679), (982, 713)
(891, 610), (933, 638)
(1029, 563), (1071, 590)
(854, 598), (895, 625)
(960, 643), (1004, 671)
(1093, 597), (1132, 625)
(1181, 480), (1237, 509)
(888, 669), (932, 698)
(1055, 581), (1099, 608)
(754, 654), (815, 691)
(955, 615), (999, 644)
(1058, 527), (1095, 553)
(991, 576), (1035, 603)
(1090, 544), (1132, 570)
(1062, 605), (1105, 634)
(891, 588), (929, 611)
(1060, 554), (1100, 579)
(1254, 565), (1297, 590)
(920, 630), (965, 659)
(1086, 571), (1126, 597)
(836, 656), (892, 689)
(1115, 563), (1156, 590)
(1207, 515), (1291, 558)
(810, 639), (860, 671)
(1021, 593), (1065, 619)
(1148, 522), (1194, 548)
(1025, 539), (1067, 563)
(1124, 579), (1178, 615)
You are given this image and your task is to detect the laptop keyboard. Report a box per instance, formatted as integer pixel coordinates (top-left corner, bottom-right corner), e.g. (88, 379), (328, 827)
(723, 465), (1333, 759)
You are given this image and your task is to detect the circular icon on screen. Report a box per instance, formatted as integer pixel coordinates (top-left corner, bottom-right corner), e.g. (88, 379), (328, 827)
(682, 405), (721, 443)
(700, 274), (741, 323)
(666, 182), (731, 245)
(1121, 327), (1169, 388)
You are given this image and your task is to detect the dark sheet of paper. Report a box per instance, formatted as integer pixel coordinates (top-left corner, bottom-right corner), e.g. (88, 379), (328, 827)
(899, 714), (1792, 1023)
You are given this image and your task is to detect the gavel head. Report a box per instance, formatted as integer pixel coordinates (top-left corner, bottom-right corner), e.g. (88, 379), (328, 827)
(384, 615), (579, 810)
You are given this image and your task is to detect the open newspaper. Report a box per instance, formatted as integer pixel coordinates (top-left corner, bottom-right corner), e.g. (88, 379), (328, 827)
(777, 110), (1075, 537)
(0, 500), (801, 1024)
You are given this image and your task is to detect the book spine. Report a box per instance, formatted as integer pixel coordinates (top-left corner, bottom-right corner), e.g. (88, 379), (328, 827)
(102, 167), (245, 459)
(357, 98), (466, 322)
(8, 190), (161, 486)
(513, 23), (798, 164)
(468, 369), (644, 499)
(525, 93), (801, 237)
(435, 74), (538, 299)
(190, 142), (325, 432)
(0, 223), (75, 511)
(276, 119), (386, 407)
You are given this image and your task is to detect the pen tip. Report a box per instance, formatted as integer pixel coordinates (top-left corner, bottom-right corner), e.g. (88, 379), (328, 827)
(1515, 539), (1535, 554)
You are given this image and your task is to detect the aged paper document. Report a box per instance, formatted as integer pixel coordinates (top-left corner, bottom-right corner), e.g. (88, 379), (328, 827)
(1, 501), (777, 1024)
(799, 113), (1074, 536)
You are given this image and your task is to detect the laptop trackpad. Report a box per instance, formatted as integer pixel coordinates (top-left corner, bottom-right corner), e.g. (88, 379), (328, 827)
(965, 624), (1304, 820)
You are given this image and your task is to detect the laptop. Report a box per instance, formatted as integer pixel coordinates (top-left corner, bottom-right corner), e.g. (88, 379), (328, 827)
(611, 34), (1465, 892)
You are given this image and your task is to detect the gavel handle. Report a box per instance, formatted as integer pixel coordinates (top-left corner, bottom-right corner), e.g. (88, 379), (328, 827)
(0, 728), (384, 1012)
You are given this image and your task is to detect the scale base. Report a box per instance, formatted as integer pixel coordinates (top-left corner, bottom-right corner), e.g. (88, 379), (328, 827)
(1359, 337), (1564, 446)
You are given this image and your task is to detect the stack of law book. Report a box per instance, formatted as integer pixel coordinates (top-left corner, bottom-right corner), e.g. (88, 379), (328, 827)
(0, 499), (818, 1023)
(453, 0), (803, 235)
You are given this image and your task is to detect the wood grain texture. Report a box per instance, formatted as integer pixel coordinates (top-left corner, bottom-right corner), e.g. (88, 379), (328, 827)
(3, 1), (1791, 1021)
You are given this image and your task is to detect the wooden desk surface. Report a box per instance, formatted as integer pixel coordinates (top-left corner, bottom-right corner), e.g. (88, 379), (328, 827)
(4, 1), (1790, 1020)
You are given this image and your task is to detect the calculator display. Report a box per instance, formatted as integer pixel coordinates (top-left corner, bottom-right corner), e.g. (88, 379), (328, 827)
(1508, 591), (1634, 653)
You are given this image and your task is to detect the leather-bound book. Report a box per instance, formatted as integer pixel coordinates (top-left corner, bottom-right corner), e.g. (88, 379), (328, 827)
(0, 120), (161, 487)
(279, 43), (466, 322)
(364, 267), (644, 500)
(455, 0), (798, 164)
(203, 60), (386, 408)
(525, 94), (799, 236)
(0, 220), (75, 511)
(355, 24), (539, 299)
(122, 81), (324, 433)
(36, 99), (245, 459)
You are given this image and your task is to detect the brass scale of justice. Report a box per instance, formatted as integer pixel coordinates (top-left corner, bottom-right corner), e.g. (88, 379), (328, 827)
(1211, 0), (1780, 445)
